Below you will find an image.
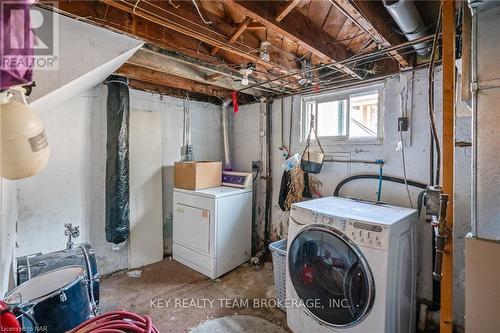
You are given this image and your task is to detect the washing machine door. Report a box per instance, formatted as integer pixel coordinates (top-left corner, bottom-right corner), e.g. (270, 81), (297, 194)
(288, 224), (375, 328)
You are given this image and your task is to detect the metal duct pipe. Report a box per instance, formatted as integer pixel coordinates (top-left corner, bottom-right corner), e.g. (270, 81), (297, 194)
(222, 99), (232, 171)
(383, 0), (430, 56)
(469, 1), (479, 237)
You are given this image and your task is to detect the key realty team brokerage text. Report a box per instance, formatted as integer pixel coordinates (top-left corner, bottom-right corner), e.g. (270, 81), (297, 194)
(150, 298), (351, 309)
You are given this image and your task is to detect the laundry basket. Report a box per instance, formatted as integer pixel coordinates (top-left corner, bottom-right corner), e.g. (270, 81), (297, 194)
(269, 239), (287, 311)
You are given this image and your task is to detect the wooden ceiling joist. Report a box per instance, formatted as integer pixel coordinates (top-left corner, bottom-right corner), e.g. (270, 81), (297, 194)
(210, 16), (253, 56)
(221, 0), (361, 78)
(246, 22), (267, 30)
(128, 79), (221, 104)
(329, 0), (410, 68)
(99, 0), (300, 80)
(127, 48), (265, 96)
(117, 63), (237, 98)
(275, 0), (302, 22)
(48, 1), (296, 93)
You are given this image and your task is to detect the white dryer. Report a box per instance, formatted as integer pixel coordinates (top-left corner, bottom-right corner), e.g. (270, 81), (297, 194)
(173, 186), (252, 279)
(286, 197), (417, 333)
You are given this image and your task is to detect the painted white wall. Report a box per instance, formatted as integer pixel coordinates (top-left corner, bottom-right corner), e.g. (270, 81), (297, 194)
(16, 87), (104, 257)
(16, 86), (223, 275)
(0, 179), (17, 296)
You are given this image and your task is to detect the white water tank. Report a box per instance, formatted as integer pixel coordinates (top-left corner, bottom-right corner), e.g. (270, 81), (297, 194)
(1, 97), (50, 180)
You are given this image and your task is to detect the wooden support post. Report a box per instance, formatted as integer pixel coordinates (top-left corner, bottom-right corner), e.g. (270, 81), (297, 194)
(441, 1), (456, 332)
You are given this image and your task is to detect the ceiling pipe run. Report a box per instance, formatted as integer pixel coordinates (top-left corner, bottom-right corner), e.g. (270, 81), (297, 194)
(383, 0), (431, 56)
(222, 99), (232, 171)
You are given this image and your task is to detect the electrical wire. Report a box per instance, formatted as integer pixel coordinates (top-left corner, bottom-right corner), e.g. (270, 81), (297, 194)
(428, 4), (443, 186)
(239, 34), (436, 93)
(191, 0), (212, 25)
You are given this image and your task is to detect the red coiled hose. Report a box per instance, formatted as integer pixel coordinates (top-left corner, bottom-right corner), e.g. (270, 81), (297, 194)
(69, 311), (159, 333)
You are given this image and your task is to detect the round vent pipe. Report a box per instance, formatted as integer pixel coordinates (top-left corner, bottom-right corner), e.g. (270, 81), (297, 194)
(383, 0), (430, 56)
(222, 99), (232, 171)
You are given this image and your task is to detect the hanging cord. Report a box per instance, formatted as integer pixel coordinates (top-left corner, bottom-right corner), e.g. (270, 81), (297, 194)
(191, 0), (212, 25)
(428, 4), (443, 186)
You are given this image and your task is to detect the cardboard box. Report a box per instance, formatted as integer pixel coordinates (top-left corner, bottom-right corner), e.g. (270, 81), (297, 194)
(174, 161), (222, 190)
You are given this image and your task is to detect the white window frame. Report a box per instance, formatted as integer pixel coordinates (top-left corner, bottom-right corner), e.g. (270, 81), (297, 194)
(300, 84), (384, 146)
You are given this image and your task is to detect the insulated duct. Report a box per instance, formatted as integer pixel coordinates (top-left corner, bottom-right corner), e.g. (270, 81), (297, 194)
(222, 99), (232, 171)
(383, 0), (431, 56)
(105, 75), (130, 245)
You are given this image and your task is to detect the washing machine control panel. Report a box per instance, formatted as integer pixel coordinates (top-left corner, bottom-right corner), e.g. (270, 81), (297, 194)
(312, 212), (347, 232)
(290, 206), (389, 250)
(345, 220), (389, 250)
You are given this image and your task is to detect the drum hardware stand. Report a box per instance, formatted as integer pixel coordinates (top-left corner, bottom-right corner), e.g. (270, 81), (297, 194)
(64, 223), (80, 251)
(432, 194), (450, 281)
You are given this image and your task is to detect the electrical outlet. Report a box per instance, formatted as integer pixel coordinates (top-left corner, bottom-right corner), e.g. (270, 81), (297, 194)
(398, 116), (409, 132)
(252, 160), (262, 171)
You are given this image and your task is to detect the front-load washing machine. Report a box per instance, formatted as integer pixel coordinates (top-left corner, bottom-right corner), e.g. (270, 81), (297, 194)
(286, 197), (417, 333)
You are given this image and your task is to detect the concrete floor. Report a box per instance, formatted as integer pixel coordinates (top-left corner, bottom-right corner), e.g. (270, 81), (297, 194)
(100, 259), (289, 332)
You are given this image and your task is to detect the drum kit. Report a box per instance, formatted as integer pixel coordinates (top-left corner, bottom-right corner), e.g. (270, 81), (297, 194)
(2, 224), (101, 332)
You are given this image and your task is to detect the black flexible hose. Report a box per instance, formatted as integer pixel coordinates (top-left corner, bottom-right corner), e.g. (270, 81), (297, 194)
(264, 99), (273, 252)
(333, 174), (427, 197)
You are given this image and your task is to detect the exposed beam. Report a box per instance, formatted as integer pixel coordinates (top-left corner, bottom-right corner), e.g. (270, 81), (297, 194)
(99, 0), (300, 80)
(127, 48), (265, 96)
(205, 73), (224, 82)
(117, 63), (237, 98)
(246, 22), (267, 30)
(329, 0), (410, 68)
(440, 1), (456, 333)
(211, 16), (253, 56)
(44, 1), (294, 92)
(275, 0), (302, 22)
(221, 0), (361, 78)
(129, 79), (222, 104)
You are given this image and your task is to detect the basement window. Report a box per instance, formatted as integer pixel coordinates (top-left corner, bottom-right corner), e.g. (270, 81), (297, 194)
(301, 86), (383, 144)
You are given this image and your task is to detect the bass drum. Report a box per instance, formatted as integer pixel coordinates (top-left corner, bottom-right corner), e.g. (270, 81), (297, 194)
(16, 243), (100, 313)
(5, 266), (92, 333)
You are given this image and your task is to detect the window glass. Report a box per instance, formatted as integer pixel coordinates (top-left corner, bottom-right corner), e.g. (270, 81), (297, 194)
(349, 92), (379, 138)
(301, 87), (381, 143)
(317, 100), (347, 137)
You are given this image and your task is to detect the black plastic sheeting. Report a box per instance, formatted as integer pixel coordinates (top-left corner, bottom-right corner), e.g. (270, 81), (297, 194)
(105, 75), (130, 244)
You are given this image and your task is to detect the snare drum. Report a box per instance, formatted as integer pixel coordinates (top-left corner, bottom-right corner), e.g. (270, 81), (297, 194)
(16, 243), (100, 313)
(5, 266), (92, 333)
